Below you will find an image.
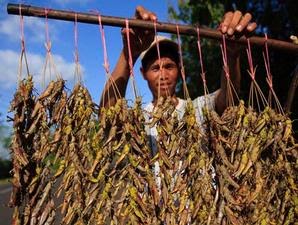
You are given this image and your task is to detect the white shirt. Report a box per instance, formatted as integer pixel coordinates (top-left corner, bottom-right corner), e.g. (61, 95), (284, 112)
(143, 90), (218, 191)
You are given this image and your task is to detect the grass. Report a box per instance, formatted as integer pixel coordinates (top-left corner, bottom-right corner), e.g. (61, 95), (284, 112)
(0, 178), (11, 185)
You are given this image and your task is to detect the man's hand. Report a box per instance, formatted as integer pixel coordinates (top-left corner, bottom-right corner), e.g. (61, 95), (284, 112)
(121, 6), (157, 62)
(219, 11), (257, 36)
(215, 11), (257, 114)
(218, 11), (257, 55)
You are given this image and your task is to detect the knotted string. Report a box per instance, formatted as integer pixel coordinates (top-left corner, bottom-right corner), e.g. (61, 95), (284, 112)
(18, 4), (30, 83)
(220, 35), (235, 107)
(95, 11), (121, 107)
(97, 13), (110, 74)
(263, 34), (272, 89)
(176, 24), (189, 99)
(220, 35), (230, 80)
(196, 26), (214, 112)
(153, 22), (161, 65)
(154, 21), (170, 99)
(246, 38), (268, 110)
(74, 13), (82, 84)
(263, 33), (284, 114)
(125, 19), (138, 99)
(41, 8), (60, 89)
(42, 8), (51, 88)
(196, 27), (208, 96)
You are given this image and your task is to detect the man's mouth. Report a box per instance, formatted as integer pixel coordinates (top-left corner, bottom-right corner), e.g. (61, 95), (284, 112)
(158, 82), (171, 88)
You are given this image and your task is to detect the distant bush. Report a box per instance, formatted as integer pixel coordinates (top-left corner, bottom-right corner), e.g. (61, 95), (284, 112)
(0, 158), (12, 179)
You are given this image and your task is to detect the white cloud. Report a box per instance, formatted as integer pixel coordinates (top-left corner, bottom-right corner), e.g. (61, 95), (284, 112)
(0, 49), (84, 90)
(0, 16), (57, 43)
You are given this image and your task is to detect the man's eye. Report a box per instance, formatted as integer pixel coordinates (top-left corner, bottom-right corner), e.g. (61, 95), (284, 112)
(151, 66), (160, 72)
(165, 64), (177, 69)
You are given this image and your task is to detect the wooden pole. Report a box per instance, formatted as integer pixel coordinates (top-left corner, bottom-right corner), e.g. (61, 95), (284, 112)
(6, 3), (298, 53)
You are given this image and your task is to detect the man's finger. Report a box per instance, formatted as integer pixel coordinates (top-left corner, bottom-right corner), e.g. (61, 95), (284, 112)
(235, 13), (252, 32)
(220, 12), (234, 33)
(135, 5), (157, 21)
(227, 10), (242, 35)
(247, 22), (257, 32)
(135, 6), (149, 20)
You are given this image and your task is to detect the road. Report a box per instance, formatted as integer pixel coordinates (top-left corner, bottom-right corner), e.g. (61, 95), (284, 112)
(0, 182), (13, 225)
(0, 179), (63, 225)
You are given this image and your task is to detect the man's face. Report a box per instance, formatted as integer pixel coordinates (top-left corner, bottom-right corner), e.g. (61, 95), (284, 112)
(141, 56), (179, 100)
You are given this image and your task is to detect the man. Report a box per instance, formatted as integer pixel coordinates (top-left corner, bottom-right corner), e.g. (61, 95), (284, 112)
(100, 6), (257, 118)
(99, 6), (258, 214)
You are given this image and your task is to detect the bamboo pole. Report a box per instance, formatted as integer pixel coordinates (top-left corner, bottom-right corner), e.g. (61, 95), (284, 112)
(7, 3), (298, 53)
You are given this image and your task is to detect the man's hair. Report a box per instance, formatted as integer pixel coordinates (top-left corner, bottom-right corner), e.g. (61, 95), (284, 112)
(141, 43), (180, 71)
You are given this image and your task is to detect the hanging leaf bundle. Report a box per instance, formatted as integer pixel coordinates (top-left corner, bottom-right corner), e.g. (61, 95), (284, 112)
(7, 4), (298, 225)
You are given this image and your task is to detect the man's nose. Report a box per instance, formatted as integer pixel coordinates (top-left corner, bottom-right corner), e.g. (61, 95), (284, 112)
(159, 68), (169, 80)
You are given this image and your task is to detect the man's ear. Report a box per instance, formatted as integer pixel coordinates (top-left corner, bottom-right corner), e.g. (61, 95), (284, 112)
(140, 67), (147, 80)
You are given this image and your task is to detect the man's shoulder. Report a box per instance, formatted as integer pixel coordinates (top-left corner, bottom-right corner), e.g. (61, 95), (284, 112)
(193, 90), (219, 102)
(192, 90), (219, 106)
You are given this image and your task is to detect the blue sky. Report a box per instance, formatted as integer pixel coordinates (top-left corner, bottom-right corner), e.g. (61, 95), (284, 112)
(0, 0), (178, 122)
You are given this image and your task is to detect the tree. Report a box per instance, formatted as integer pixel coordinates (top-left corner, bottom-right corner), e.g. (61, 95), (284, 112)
(168, 0), (225, 98)
(0, 109), (12, 179)
(0, 108), (12, 152)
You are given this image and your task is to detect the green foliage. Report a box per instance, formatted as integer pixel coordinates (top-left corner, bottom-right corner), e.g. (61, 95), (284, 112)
(0, 158), (12, 179)
(0, 124), (12, 150)
(0, 103), (12, 150)
(168, 1), (298, 137)
(0, 124), (12, 178)
(0, 111), (12, 170)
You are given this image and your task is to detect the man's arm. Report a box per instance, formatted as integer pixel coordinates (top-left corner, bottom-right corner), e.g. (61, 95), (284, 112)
(215, 11), (257, 115)
(100, 6), (157, 108)
(100, 51), (131, 107)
